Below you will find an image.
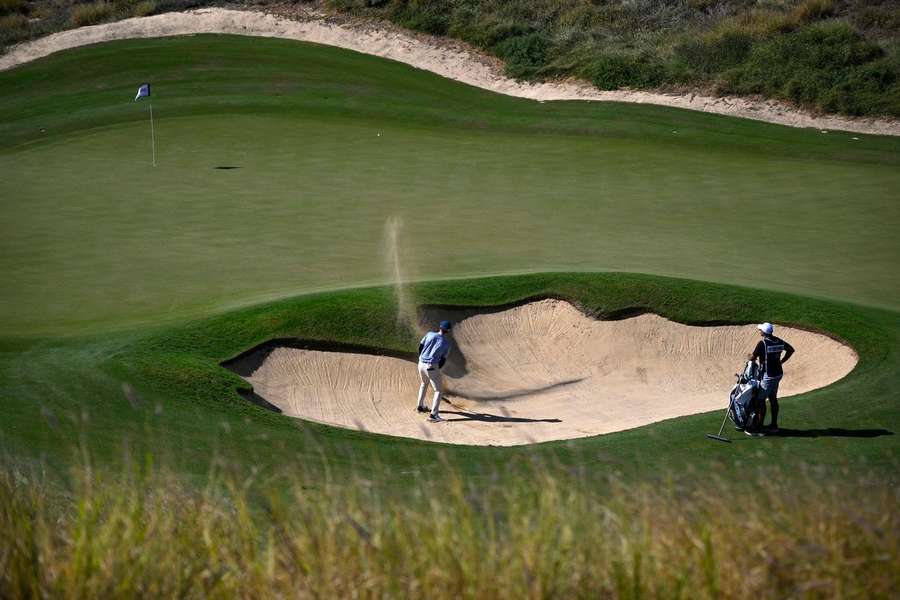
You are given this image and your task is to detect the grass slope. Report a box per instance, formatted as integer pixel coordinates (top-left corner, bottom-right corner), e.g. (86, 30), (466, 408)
(1, 273), (897, 489)
(1, 36), (899, 335)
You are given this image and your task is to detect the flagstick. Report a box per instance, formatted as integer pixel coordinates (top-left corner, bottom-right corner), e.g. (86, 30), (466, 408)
(149, 101), (156, 168)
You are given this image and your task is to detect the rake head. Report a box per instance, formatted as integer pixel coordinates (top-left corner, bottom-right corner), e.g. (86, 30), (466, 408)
(705, 433), (731, 443)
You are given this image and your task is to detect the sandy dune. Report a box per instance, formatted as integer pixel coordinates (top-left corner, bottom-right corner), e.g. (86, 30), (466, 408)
(1, 7), (898, 136)
(237, 300), (858, 446)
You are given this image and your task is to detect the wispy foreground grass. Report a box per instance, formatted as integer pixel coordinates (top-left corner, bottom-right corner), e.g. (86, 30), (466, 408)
(2, 453), (897, 599)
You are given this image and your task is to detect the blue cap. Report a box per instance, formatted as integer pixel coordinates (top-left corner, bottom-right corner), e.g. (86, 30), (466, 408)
(439, 320), (452, 331)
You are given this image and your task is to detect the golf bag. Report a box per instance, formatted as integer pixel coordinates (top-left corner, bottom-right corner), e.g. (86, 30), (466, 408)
(728, 361), (762, 430)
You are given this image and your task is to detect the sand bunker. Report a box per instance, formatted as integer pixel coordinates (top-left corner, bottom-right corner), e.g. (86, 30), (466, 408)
(230, 299), (857, 446)
(1, 7), (898, 136)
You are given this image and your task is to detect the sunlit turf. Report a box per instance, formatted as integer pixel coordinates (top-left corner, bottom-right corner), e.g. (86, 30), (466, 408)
(1, 35), (899, 335)
(0, 34), (896, 497)
(1, 273), (896, 487)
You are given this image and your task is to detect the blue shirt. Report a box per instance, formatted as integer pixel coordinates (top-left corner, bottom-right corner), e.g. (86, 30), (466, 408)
(418, 331), (451, 365)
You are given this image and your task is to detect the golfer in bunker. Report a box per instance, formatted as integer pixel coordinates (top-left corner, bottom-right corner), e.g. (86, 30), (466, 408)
(416, 320), (452, 422)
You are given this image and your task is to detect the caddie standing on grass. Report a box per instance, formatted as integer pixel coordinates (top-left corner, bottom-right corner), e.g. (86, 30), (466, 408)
(416, 320), (452, 422)
(748, 322), (795, 435)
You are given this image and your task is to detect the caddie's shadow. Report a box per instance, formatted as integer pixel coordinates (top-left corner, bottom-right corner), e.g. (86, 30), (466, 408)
(768, 427), (893, 438)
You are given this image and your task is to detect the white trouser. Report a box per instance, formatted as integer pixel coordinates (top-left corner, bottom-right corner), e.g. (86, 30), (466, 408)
(417, 361), (443, 415)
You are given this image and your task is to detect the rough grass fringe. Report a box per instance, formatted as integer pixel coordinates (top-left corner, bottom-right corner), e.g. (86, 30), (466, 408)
(1, 455), (897, 599)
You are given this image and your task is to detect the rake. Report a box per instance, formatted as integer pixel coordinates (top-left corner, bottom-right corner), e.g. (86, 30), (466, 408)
(706, 400), (733, 443)
(706, 373), (739, 443)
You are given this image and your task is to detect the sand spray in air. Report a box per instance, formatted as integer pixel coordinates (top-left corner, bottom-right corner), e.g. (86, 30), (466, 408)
(385, 216), (418, 334)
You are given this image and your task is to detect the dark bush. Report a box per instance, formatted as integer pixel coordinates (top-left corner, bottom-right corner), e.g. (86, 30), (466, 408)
(820, 58), (900, 115)
(584, 53), (667, 90)
(70, 2), (114, 27)
(442, 5), (536, 50)
(0, 0), (27, 17)
(0, 12), (29, 47)
(675, 29), (754, 79)
(493, 32), (551, 79)
(329, 0), (389, 8)
(150, 0), (207, 13)
(850, 3), (900, 35)
(723, 22), (898, 115)
(390, 0), (451, 36)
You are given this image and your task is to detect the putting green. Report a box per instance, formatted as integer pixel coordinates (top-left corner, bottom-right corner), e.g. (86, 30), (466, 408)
(1, 35), (899, 336)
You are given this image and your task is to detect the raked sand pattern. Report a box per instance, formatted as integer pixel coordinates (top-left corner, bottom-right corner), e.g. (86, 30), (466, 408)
(242, 300), (858, 446)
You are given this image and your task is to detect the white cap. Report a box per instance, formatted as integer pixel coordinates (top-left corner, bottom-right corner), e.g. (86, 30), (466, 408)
(757, 322), (774, 335)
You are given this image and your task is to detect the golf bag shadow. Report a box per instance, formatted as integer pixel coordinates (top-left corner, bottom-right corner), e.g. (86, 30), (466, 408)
(728, 361), (764, 430)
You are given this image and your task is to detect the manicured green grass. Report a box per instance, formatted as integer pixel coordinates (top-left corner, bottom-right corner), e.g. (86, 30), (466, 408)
(1, 35), (899, 335)
(1, 273), (896, 489)
(0, 35), (896, 490)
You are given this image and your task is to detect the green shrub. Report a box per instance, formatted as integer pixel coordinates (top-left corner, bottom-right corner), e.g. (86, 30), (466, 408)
(389, 0), (451, 36)
(131, 0), (156, 17)
(70, 1), (114, 27)
(675, 29), (754, 79)
(820, 58), (900, 115)
(462, 17), (531, 49)
(494, 31), (551, 78)
(585, 53), (667, 90)
(0, 12), (28, 46)
(328, 0), (389, 9)
(723, 22), (898, 115)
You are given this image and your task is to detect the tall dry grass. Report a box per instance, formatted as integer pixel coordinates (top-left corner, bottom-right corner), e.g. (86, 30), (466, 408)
(1, 455), (897, 598)
(69, 1), (112, 27)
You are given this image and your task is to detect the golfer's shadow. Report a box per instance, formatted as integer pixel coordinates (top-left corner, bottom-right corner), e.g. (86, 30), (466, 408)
(447, 378), (584, 402)
(769, 428), (893, 438)
(440, 408), (561, 424)
(441, 398), (561, 424)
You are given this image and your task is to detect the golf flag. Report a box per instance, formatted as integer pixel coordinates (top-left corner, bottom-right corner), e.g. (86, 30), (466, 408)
(134, 83), (156, 166)
(134, 83), (150, 101)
